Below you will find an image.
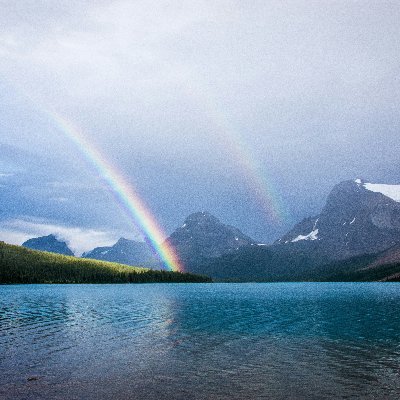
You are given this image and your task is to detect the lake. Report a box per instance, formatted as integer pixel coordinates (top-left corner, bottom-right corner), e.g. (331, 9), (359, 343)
(1, 283), (400, 399)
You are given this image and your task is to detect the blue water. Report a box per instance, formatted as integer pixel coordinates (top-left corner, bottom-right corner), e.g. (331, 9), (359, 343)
(1, 283), (400, 399)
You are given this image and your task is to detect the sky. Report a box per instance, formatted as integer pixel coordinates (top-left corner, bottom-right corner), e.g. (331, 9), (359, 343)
(0, 0), (399, 255)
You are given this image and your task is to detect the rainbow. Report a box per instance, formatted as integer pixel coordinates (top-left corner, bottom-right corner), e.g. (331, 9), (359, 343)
(204, 108), (286, 223)
(37, 109), (182, 272)
(9, 72), (285, 269)
(180, 73), (287, 223)
(48, 112), (182, 271)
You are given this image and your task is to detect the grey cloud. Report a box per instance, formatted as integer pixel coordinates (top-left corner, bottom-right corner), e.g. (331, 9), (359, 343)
(0, 1), (399, 245)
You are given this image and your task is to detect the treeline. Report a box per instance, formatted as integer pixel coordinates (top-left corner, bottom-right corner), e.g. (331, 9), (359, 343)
(321, 261), (400, 282)
(0, 242), (212, 284)
(194, 244), (400, 282)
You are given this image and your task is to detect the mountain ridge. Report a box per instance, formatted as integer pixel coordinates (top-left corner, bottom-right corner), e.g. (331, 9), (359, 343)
(164, 211), (255, 266)
(17, 179), (400, 281)
(22, 234), (74, 256)
(189, 179), (400, 281)
(82, 237), (158, 267)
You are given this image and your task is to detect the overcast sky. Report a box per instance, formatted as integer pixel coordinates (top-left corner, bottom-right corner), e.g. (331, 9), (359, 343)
(1, 1), (399, 254)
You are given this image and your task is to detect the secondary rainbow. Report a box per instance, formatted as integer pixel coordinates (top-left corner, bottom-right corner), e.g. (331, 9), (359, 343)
(204, 106), (286, 223)
(186, 79), (286, 223)
(43, 110), (182, 272)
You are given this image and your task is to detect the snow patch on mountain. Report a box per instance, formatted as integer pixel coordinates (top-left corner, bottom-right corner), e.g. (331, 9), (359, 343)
(354, 179), (400, 202)
(363, 183), (400, 202)
(292, 229), (319, 243)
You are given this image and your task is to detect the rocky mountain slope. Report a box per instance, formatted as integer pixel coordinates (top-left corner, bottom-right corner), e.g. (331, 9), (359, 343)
(82, 238), (158, 267)
(192, 179), (400, 281)
(22, 234), (74, 256)
(164, 211), (255, 266)
(278, 179), (400, 258)
(18, 179), (400, 281)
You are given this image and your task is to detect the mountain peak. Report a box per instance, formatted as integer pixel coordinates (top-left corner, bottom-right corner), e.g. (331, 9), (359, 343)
(22, 234), (74, 256)
(166, 212), (255, 266)
(331, 179), (400, 204)
(359, 181), (400, 203)
(41, 233), (56, 240)
(278, 178), (400, 257)
(83, 238), (158, 268)
(184, 211), (219, 225)
(115, 237), (133, 245)
(354, 178), (365, 185)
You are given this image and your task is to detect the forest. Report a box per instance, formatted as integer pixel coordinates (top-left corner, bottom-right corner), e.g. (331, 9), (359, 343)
(0, 241), (211, 284)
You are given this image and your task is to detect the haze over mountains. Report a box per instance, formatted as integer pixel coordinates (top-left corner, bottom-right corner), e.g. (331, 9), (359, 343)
(20, 179), (400, 281)
(82, 238), (158, 267)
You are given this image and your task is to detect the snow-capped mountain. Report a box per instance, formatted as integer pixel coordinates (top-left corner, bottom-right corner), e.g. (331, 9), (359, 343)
(22, 234), (74, 256)
(278, 179), (400, 258)
(17, 179), (400, 281)
(164, 211), (255, 265)
(82, 238), (157, 267)
(191, 179), (400, 281)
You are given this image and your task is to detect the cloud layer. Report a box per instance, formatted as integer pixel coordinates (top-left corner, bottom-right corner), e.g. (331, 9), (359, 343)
(1, 1), (399, 246)
(0, 217), (126, 255)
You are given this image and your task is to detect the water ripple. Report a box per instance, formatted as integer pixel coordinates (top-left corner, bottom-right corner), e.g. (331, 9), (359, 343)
(1, 283), (400, 399)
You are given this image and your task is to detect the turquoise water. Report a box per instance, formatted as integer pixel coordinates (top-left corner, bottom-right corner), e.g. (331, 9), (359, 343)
(1, 283), (400, 399)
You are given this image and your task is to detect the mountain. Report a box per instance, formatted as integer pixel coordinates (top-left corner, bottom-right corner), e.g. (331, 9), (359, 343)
(277, 179), (400, 258)
(0, 241), (211, 284)
(82, 238), (158, 267)
(192, 179), (400, 281)
(22, 234), (74, 256)
(164, 211), (255, 267)
(191, 241), (329, 281)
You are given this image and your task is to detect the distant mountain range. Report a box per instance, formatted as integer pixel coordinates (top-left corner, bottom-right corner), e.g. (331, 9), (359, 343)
(82, 238), (158, 267)
(19, 179), (400, 281)
(22, 234), (74, 256)
(190, 179), (400, 280)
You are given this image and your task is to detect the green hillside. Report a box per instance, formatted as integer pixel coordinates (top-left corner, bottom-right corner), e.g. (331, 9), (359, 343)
(0, 242), (211, 284)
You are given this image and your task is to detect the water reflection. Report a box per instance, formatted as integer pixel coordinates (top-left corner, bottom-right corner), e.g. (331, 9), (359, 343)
(1, 283), (400, 399)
